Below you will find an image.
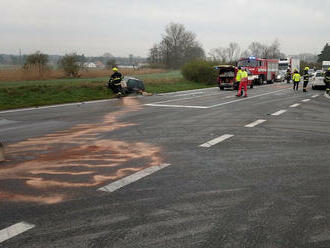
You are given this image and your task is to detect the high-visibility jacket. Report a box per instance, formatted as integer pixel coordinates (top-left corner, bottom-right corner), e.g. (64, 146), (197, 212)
(303, 70), (310, 81)
(292, 73), (301, 82)
(324, 71), (330, 83)
(236, 69), (243, 82)
(241, 71), (248, 83)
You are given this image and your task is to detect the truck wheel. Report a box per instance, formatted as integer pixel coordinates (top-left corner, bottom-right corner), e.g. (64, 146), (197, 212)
(220, 86), (224, 91)
(250, 82), (254, 89)
(258, 77), (263, 85)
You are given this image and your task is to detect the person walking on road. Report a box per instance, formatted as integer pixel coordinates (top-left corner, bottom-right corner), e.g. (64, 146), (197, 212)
(324, 67), (330, 95)
(292, 69), (301, 91)
(235, 66), (243, 95)
(286, 68), (292, 84)
(108, 67), (124, 97)
(236, 68), (248, 97)
(302, 67), (310, 92)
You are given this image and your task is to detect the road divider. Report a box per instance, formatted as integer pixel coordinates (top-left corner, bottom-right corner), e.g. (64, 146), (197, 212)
(200, 134), (234, 148)
(290, 103), (300, 108)
(245, 120), (266, 128)
(98, 164), (171, 193)
(0, 222), (35, 243)
(271, 110), (287, 116)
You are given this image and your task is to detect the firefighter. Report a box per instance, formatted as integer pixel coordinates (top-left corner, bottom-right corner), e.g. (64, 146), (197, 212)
(235, 66), (243, 94)
(237, 68), (248, 97)
(108, 67), (124, 96)
(286, 68), (291, 84)
(292, 69), (301, 91)
(302, 67), (310, 92)
(324, 67), (330, 95)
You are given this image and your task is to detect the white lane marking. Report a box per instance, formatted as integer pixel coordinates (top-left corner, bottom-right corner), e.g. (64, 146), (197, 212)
(145, 104), (208, 109)
(200, 134), (234, 148)
(0, 222), (35, 243)
(0, 99), (117, 114)
(245, 119), (267, 128)
(146, 88), (291, 109)
(174, 92), (205, 97)
(312, 94), (319, 98)
(271, 110), (287, 116)
(208, 88), (290, 108)
(302, 99), (311, 102)
(98, 164), (170, 192)
(325, 93), (330, 99)
(290, 103), (301, 108)
(149, 93), (221, 105)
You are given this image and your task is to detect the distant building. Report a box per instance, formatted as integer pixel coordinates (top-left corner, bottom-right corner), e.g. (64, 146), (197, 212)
(83, 62), (97, 68)
(95, 61), (105, 69)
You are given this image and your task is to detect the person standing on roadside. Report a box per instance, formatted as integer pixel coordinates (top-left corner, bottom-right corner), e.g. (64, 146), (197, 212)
(292, 69), (301, 91)
(324, 67), (330, 95)
(286, 68), (291, 84)
(235, 66), (243, 95)
(302, 67), (310, 92)
(236, 68), (248, 97)
(108, 67), (124, 97)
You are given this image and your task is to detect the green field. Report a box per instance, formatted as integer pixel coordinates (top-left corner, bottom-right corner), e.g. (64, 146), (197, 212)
(0, 70), (215, 110)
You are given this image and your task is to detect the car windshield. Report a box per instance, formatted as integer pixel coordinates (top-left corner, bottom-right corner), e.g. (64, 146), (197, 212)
(237, 59), (259, 67)
(279, 63), (288, 70)
(316, 72), (323, 77)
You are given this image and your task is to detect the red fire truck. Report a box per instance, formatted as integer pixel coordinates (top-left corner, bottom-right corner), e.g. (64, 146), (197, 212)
(237, 57), (279, 85)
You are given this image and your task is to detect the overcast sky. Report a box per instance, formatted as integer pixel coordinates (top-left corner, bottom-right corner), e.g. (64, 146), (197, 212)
(1, 0), (329, 57)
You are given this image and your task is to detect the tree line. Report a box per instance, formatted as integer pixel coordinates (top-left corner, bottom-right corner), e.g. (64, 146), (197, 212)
(149, 23), (330, 69)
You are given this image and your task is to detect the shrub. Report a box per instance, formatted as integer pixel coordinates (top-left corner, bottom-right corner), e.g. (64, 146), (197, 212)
(181, 60), (218, 85)
(59, 53), (81, 77)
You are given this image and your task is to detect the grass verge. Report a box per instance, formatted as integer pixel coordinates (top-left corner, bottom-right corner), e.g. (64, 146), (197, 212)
(0, 71), (215, 110)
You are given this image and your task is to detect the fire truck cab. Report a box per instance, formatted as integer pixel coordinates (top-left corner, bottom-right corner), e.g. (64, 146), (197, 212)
(237, 57), (279, 85)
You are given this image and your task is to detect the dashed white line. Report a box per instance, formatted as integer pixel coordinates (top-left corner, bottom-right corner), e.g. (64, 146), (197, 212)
(312, 95), (319, 98)
(302, 99), (311, 102)
(200, 134), (234, 148)
(145, 104), (208, 109)
(271, 110), (287, 116)
(0, 222), (35, 243)
(245, 119), (267, 128)
(98, 164), (170, 192)
(290, 103), (301, 108)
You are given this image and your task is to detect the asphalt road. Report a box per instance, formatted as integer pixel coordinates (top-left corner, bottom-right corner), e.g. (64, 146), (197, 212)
(0, 83), (329, 248)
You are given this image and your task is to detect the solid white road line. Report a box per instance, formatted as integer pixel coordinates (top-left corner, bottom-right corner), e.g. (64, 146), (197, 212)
(174, 92), (205, 97)
(245, 119), (267, 128)
(146, 88), (291, 109)
(98, 164), (170, 192)
(200, 134), (234, 148)
(148, 93), (220, 105)
(271, 110), (287, 116)
(302, 99), (311, 102)
(312, 94), (319, 98)
(144, 104), (208, 109)
(290, 103), (301, 108)
(0, 222), (35, 243)
(208, 88), (290, 108)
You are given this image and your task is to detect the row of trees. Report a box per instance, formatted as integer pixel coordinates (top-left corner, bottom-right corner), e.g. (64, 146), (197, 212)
(207, 40), (285, 64)
(148, 23), (288, 68)
(318, 43), (330, 62)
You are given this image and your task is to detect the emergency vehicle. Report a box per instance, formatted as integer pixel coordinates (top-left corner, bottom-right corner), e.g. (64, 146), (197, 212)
(237, 57), (279, 85)
(215, 65), (254, 90)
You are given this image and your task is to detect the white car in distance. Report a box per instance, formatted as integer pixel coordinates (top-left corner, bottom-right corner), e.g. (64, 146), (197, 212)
(311, 70), (325, 90)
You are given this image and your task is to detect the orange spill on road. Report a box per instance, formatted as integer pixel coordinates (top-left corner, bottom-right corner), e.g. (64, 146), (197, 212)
(0, 98), (164, 204)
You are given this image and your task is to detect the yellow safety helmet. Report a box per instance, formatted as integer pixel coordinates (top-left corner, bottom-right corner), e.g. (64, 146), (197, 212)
(112, 67), (118, 71)
(328, 67), (330, 71)
(304, 67), (309, 71)
(294, 68), (298, 72)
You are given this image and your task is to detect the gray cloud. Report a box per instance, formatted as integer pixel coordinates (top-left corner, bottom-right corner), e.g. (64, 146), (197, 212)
(1, 0), (329, 56)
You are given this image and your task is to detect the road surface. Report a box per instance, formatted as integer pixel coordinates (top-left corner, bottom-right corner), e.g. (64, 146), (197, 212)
(0, 83), (329, 248)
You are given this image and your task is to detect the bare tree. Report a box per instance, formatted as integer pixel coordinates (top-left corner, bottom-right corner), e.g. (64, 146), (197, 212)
(208, 47), (228, 62)
(148, 23), (205, 68)
(226, 42), (241, 62)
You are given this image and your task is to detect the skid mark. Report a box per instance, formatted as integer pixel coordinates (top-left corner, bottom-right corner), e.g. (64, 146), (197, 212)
(0, 98), (164, 204)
